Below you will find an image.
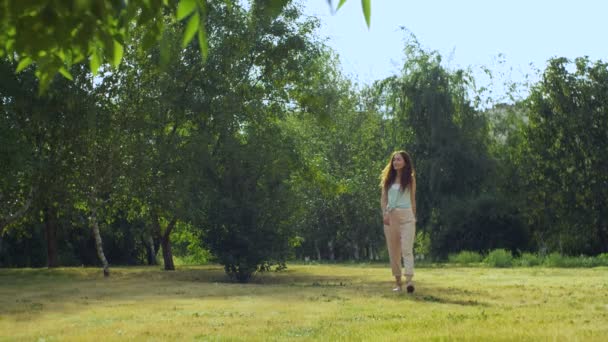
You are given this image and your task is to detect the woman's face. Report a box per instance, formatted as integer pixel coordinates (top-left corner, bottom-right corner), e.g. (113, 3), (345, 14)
(392, 154), (406, 170)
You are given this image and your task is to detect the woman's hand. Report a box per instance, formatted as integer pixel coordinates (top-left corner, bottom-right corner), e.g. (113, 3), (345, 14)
(383, 212), (390, 226)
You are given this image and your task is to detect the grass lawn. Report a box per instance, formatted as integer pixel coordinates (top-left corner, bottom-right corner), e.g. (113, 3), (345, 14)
(1, 264), (607, 341)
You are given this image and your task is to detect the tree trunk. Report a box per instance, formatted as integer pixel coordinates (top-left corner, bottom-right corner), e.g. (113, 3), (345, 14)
(90, 208), (110, 277)
(161, 236), (175, 271)
(597, 203), (608, 253)
(353, 243), (360, 260)
(153, 234), (161, 259)
(157, 216), (177, 271)
(314, 240), (321, 260)
(144, 234), (157, 265)
(44, 207), (59, 268)
(328, 240), (335, 261)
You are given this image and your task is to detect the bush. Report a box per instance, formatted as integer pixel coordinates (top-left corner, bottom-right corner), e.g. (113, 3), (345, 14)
(172, 223), (211, 265)
(516, 252), (542, 267)
(596, 253), (608, 266)
(414, 231), (431, 260)
(448, 250), (483, 265)
(542, 253), (606, 267)
(484, 249), (513, 267)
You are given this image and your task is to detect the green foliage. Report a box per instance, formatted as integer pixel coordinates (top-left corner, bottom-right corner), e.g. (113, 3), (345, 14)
(542, 253), (573, 268)
(284, 50), (387, 262)
(331, 0), (371, 27)
(448, 251), (483, 265)
(433, 194), (529, 257)
(0, 222), (46, 267)
(515, 252), (542, 267)
(206, 125), (299, 282)
(597, 253), (608, 265)
(1, 0), (153, 91)
(443, 252), (608, 268)
(361, 0), (371, 27)
(524, 57), (608, 255)
(0, 0), (372, 92)
(182, 1), (324, 281)
(414, 231), (431, 260)
(172, 223), (211, 265)
(484, 249), (514, 268)
(541, 253), (608, 268)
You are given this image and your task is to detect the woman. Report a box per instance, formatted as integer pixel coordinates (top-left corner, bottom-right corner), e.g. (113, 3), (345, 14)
(380, 150), (417, 293)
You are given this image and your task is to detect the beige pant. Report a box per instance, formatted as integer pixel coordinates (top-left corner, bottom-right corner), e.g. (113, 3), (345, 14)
(383, 208), (416, 278)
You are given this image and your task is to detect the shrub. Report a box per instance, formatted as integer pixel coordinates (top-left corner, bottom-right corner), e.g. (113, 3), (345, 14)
(516, 252), (542, 267)
(596, 253), (608, 266)
(448, 251), (483, 265)
(484, 249), (513, 267)
(542, 253), (604, 267)
(414, 231), (431, 260)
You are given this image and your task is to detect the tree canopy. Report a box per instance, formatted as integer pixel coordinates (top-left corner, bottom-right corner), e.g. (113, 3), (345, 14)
(0, 0), (371, 91)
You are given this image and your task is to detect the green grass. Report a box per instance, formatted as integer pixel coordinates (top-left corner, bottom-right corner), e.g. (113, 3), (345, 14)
(1, 264), (607, 341)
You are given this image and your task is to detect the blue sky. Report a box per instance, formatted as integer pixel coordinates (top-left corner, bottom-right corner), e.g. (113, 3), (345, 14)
(302, 0), (608, 102)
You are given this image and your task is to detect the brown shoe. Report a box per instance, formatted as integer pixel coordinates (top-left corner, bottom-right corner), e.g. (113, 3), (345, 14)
(406, 282), (415, 293)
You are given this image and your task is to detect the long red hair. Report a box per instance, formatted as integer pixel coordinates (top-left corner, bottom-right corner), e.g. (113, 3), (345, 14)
(380, 151), (415, 192)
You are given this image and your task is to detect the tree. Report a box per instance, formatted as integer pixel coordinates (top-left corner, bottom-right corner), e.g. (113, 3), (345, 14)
(0, 59), (89, 267)
(282, 48), (389, 261)
(524, 57), (608, 254)
(102, 23), (198, 271)
(0, 61), (36, 236)
(192, 1), (324, 280)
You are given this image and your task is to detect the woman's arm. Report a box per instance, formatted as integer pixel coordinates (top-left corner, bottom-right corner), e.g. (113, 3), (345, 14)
(381, 187), (388, 213)
(381, 187), (390, 225)
(410, 175), (416, 218)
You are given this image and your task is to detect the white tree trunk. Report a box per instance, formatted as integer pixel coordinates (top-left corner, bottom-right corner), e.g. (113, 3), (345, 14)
(90, 208), (110, 277)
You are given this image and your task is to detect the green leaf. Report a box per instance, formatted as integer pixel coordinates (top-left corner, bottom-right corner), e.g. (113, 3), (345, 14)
(58, 66), (74, 80)
(224, 0), (233, 11)
(36, 61), (60, 95)
(361, 0), (371, 28)
(337, 0), (347, 10)
(264, 0), (289, 18)
(160, 31), (172, 67)
(112, 40), (124, 67)
(198, 21), (208, 61)
(177, 0), (197, 20)
(182, 12), (200, 48)
(90, 50), (101, 76)
(16, 57), (33, 72)
(74, 200), (89, 211)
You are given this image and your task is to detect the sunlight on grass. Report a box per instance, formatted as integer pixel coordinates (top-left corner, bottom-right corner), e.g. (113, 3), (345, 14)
(1, 264), (607, 341)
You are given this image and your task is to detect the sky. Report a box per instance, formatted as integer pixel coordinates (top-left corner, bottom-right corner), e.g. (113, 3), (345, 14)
(302, 0), (608, 102)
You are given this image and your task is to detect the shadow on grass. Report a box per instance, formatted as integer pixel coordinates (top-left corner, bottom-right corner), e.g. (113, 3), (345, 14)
(411, 293), (489, 307)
